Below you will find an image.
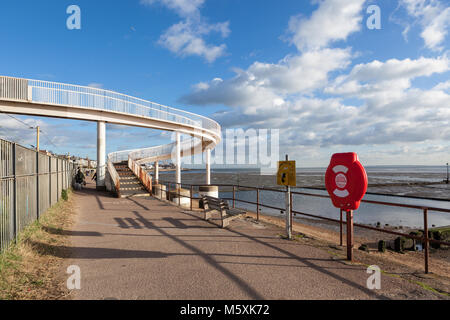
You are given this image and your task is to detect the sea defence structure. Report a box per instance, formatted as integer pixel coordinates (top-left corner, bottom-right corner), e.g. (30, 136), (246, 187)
(0, 76), (221, 196)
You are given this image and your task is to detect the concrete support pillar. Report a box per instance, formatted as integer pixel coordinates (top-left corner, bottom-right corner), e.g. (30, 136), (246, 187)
(176, 132), (181, 185)
(97, 121), (106, 190)
(154, 161), (159, 184)
(199, 186), (218, 198)
(206, 148), (211, 185)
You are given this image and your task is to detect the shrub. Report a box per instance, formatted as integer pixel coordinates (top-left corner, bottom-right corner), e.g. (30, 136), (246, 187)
(61, 189), (68, 201)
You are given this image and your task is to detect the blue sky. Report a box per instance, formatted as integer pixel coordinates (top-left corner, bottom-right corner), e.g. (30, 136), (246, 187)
(0, 0), (449, 167)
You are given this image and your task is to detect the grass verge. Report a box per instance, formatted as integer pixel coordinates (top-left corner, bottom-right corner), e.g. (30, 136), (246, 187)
(0, 190), (75, 300)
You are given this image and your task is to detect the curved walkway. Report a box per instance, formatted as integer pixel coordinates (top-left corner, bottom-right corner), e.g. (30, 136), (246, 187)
(0, 75), (221, 165)
(64, 180), (444, 300)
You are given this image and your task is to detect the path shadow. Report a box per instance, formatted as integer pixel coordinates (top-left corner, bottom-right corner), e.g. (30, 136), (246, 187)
(28, 241), (168, 259)
(180, 210), (391, 300)
(42, 226), (103, 237)
(113, 216), (214, 230)
(129, 210), (265, 299)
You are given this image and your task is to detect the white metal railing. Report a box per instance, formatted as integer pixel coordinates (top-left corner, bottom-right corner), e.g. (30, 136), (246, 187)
(107, 160), (121, 196)
(0, 77), (28, 101)
(27, 78), (220, 134)
(0, 75), (221, 171)
(130, 136), (205, 164)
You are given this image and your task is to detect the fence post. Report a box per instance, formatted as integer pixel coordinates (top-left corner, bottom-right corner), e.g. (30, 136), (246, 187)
(256, 188), (259, 221)
(233, 186), (236, 208)
(286, 185), (292, 240)
(340, 209), (343, 246)
(49, 156), (51, 207)
(12, 143), (17, 240)
(290, 191), (293, 233)
(178, 183), (180, 206)
(36, 150), (39, 219)
(56, 159), (59, 201)
(167, 182), (170, 201)
(190, 185), (193, 211)
(423, 209), (429, 274)
(346, 210), (354, 261)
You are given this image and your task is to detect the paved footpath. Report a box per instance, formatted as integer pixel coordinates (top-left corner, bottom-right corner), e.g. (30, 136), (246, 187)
(65, 182), (443, 300)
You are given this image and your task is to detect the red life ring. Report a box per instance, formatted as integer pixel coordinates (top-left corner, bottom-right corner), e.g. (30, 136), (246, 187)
(325, 153), (368, 211)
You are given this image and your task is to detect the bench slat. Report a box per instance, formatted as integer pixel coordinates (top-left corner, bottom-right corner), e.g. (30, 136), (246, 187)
(201, 195), (245, 228)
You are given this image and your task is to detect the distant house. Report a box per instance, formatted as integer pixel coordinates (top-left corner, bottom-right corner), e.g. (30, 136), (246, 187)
(39, 149), (52, 156)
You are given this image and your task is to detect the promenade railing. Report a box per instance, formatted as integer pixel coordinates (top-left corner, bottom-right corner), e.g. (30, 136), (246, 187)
(155, 179), (450, 274)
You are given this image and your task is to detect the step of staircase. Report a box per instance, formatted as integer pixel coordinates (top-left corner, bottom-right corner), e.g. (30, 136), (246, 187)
(113, 162), (151, 198)
(120, 189), (151, 198)
(120, 183), (145, 190)
(120, 180), (140, 185)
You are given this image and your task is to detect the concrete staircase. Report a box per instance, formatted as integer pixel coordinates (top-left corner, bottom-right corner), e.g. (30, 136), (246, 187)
(114, 162), (151, 198)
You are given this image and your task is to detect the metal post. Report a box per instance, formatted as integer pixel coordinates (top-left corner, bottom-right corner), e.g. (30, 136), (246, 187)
(190, 185), (193, 211)
(36, 126), (40, 152)
(49, 155), (51, 207)
(167, 182), (170, 201)
(256, 188), (260, 221)
(36, 150), (39, 219)
(290, 191), (293, 233)
(286, 185), (291, 239)
(56, 158), (59, 201)
(285, 155), (292, 240)
(346, 210), (354, 261)
(178, 183), (180, 206)
(446, 163), (449, 184)
(340, 209), (343, 246)
(233, 186), (236, 208)
(423, 209), (429, 274)
(12, 143), (17, 240)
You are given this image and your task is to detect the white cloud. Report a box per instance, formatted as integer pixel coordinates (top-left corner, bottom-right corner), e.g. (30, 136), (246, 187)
(326, 56), (450, 97)
(183, 47), (352, 107)
(433, 80), (450, 91)
(140, 0), (204, 18)
(180, 0), (450, 165)
(158, 19), (229, 63)
(142, 0), (230, 62)
(400, 0), (450, 51)
(287, 0), (365, 50)
(344, 57), (449, 82)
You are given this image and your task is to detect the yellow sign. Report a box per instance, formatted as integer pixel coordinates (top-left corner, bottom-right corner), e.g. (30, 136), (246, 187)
(277, 161), (296, 186)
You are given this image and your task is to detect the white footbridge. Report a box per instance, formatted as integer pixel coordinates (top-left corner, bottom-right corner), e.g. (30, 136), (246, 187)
(0, 76), (221, 195)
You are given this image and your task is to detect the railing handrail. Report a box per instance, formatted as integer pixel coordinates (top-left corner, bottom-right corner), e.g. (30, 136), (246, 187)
(29, 85), (199, 127)
(0, 75), (221, 169)
(155, 179), (450, 214)
(107, 160), (121, 197)
(155, 178), (449, 274)
(27, 77), (220, 129)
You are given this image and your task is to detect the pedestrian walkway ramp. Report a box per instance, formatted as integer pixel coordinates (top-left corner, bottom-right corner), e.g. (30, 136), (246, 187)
(0, 75), (222, 193)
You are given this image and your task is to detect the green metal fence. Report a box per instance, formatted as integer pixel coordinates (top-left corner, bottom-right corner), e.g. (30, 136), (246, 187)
(0, 138), (75, 252)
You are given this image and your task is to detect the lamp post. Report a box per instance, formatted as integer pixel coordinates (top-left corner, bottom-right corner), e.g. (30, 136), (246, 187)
(446, 163), (449, 184)
(36, 126), (40, 151)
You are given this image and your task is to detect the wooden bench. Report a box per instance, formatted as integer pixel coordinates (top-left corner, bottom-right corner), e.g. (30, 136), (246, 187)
(201, 195), (246, 228)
